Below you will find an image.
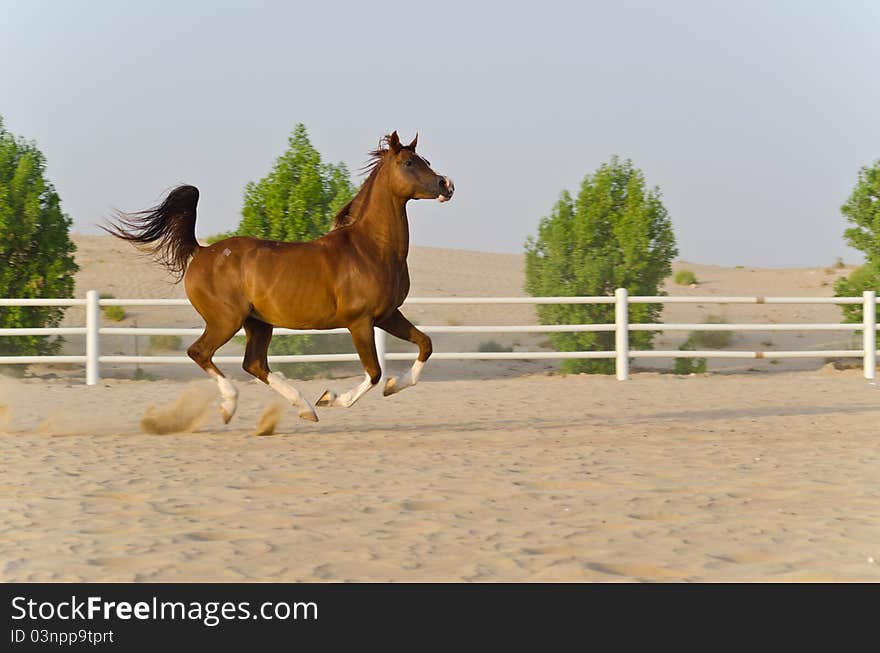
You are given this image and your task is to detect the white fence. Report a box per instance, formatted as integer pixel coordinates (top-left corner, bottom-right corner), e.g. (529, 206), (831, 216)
(0, 289), (877, 384)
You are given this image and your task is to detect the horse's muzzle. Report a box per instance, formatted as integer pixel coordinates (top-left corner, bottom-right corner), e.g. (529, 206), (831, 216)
(437, 177), (455, 203)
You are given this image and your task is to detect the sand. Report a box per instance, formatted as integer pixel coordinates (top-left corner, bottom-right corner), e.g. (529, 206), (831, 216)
(1, 370), (879, 582)
(1, 236), (878, 582)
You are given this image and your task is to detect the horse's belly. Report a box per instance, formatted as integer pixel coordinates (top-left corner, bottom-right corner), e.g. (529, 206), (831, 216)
(249, 290), (340, 330)
(245, 265), (340, 329)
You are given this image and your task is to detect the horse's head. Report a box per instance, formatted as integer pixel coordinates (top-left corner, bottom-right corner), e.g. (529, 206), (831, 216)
(383, 131), (454, 203)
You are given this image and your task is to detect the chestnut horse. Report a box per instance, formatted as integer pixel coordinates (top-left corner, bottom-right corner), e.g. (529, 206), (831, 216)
(106, 131), (454, 423)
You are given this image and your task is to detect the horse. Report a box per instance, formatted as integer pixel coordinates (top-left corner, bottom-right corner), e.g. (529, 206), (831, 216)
(105, 131), (454, 423)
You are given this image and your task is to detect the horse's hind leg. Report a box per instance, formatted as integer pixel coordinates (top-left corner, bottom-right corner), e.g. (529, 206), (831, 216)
(377, 309), (432, 396)
(187, 321), (242, 423)
(316, 319), (381, 408)
(242, 317), (318, 422)
(242, 317), (273, 382)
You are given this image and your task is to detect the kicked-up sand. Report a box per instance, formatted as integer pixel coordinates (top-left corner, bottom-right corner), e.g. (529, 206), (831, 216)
(1, 368), (879, 582)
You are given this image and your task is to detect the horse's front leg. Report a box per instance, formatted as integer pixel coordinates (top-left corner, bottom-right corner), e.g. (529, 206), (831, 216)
(316, 319), (381, 408)
(377, 309), (432, 397)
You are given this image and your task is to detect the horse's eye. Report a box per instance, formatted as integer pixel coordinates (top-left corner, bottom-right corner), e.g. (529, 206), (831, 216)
(405, 160), (413, 167)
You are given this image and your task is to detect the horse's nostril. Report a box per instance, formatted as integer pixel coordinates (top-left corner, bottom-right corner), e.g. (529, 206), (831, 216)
(439, 178), (447, 189)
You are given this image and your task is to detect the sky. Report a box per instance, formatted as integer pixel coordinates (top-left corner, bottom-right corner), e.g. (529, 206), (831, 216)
(1, 0), (878, 267)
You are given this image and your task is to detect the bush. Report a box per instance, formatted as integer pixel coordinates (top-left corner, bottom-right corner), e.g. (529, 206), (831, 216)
(674, 269), (698, 285)
(149, 335), (182, 351)
(102, 305), (126, 322)
(478, 340), (513, 353)
(238, 123), (355, 242)
(0, 116), (78, 356)
(98, 294), (127, 321)
(672, 316), (732, 374)
(132, 367), (158, 381)
(525, 156), (678, 374)
(835, 160), (880, 324)
(835, 262), (880, 324)
(673, 335), (707, 374)
(688, 315), (733, 349)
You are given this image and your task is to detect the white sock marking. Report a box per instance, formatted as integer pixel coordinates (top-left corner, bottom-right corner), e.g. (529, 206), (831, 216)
(209, 370), (238, 419)
(390, 359), (424, 392)
(331, 372), (376, 408)
(267, 372), (317, 418)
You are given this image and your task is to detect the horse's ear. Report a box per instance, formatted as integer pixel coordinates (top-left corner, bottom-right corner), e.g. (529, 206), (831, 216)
(406, 132), (418, 151)
(388, 131), (402, 153)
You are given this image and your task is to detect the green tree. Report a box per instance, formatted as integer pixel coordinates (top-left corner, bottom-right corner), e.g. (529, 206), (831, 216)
(835, 160), (880, 324)
(235, 123), (357, 376)
(525, 156), (678, 374)
(0, 116), (78, 357)
(238, 123), (355, 241)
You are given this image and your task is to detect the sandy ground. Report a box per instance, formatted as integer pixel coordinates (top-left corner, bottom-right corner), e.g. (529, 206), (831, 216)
(3, 236), (878, 582)
(1, 368), (879, 582)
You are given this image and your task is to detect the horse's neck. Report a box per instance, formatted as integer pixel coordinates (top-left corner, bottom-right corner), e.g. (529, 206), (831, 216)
(352, 172), (410, 262)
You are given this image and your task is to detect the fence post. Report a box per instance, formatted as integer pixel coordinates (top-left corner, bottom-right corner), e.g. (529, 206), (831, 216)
(864, 290), (876, 381)
(374, 327), (387, 384)
(615, 287), (629, 381)
(86, 290), (100, 385)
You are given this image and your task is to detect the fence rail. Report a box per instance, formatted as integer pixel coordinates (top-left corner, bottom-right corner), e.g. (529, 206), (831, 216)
(1, 289), (876, 384)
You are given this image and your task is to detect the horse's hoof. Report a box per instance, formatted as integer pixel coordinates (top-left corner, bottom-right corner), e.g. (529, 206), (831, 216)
(219, 406), (234, 424)
(316, 390), (336, 407)
(298, 409), (319, 422)
(383, 377), (398, 397)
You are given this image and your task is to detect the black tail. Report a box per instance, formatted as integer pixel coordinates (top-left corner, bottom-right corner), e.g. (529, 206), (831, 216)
(103, 185), (201, 282)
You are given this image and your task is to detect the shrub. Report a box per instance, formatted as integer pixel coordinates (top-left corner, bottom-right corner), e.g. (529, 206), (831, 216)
(688, 315), (733, 349)
(673, 269), (698, 285)
(835, 262), (880, 324)
(132, 367), (158, 381)
(672, 316), (732, 374)
(0, 116), (78, 356)
(835, 160), (880, 324)
(525, 156), (678, 374)
(98, 294), (127, 321)
(681, 357), (707, 374)
(102, 305), (126, 322)
(238, 123), (355, 242)
(673, 335), (707, 375)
